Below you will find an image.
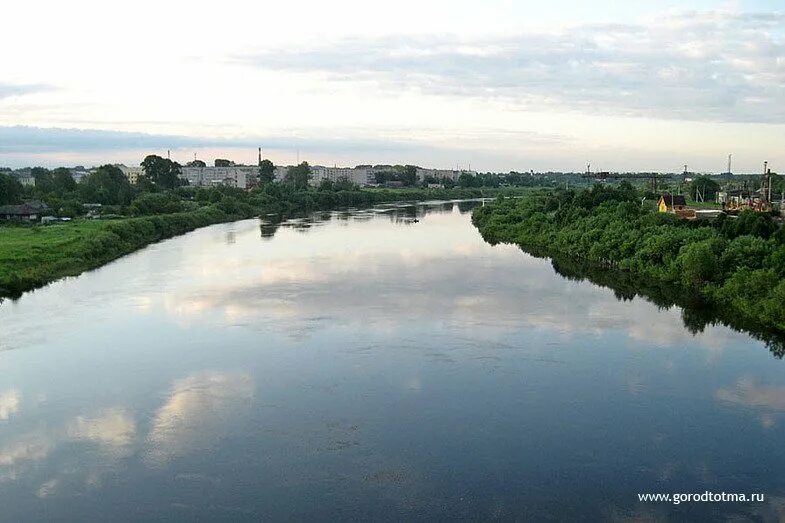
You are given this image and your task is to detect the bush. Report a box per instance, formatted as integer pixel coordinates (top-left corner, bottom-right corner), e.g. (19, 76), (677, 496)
(129, 192), (185, 216)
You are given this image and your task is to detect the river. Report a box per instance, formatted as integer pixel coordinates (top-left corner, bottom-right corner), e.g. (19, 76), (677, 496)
(1, 200), (783, 521)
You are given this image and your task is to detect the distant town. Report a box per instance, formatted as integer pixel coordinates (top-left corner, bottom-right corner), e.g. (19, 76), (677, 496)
(1, 152), (778, 192)
(2, 157), (481, 191)
(1, 149), (781, 225)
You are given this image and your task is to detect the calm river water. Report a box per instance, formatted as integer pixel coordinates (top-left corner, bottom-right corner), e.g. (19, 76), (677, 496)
(1, 201), (784, 521)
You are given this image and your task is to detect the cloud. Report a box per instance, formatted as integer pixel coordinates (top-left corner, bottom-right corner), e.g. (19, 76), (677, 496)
(0, 83), (52, 100)
(67, 408), (136, 453)
(717, 377), (785, 411)
(0, 407), (136, 492)
(0, 432), (52, 482)
(0, 390), (20, 420)
(0, 126), (220, 153)
(237, 10), (785, 123)
(145, 372), (253, 466)
(0, 125), (433, 155)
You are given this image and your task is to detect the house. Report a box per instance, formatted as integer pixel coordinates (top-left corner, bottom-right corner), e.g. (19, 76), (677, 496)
(0, 201), (50, 222)
(658, 193), (687, 213)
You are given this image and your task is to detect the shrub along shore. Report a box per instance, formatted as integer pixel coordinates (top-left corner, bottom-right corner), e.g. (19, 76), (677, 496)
(0, 186), (525, 298)
(472, 184), (785, 347)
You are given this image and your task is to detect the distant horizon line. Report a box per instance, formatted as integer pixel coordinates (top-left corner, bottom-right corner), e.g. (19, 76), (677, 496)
(2, 163), (775, 177)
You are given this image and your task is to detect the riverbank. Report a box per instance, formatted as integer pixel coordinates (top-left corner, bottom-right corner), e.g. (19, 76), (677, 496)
(0, 205), (244, 298)
(472, 186), (785, 339)
(0, 187), (527, 298)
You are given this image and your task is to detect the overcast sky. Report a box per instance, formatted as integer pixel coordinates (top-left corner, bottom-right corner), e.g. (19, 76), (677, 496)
(1, 0), (783, 172)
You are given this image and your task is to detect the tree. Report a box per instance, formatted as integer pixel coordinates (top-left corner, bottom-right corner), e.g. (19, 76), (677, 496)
(31, 167), (54, 194)
(0, 173), (22, 205)
(214, 159), (235, 167)
(79, 164), (133, 205)
(51, 167), (77, 193)
(129, 192), (185, 216)
(458, 172), (478, 188)
(402, 165), (417, 186)
(283, 162), (311, 189)
(141, 155), (182, 190)
(334, 176), (356, 191)
(689, 176), (720, 202)
(258, 159), (275, 185)
(374, 170), (395, 184)
(317, 178), (335, 191)
(186, 159), (206, 167)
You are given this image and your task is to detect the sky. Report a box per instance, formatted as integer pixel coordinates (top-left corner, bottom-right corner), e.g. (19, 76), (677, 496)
(1, 0), (783, 173)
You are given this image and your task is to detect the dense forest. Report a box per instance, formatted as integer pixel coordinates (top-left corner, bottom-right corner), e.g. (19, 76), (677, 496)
(472, 183), (785, 343)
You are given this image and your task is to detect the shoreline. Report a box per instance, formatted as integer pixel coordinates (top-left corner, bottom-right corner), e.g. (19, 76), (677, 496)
(471, 195), (785, 357)
(0, 188), (521, 300)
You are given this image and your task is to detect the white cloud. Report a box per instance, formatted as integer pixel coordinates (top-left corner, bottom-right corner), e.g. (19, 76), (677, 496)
(67, 408), (136, 453)
(0, 84), (52, 100)
(145, 372), (253, 466)
(0, 390), (20, 420)
(238, 11), (785, 124)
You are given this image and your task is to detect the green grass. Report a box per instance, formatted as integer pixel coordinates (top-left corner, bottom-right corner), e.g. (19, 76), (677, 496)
(0, 206), (235, 298)
(0, 221), (117, 289)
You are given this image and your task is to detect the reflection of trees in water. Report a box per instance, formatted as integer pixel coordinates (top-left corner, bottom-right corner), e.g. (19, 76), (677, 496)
(547, 253), (785, 358)
(259, 220), (282, 240)
(457, 201), (478, 214)
(382, 201), (484, 224)
(257, 199), (484, 239)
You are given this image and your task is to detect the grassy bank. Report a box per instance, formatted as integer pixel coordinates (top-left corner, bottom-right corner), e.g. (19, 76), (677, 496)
(472, 185), (785, 343)
(0, 187), (528, 298)
(0, 205), (246, 298)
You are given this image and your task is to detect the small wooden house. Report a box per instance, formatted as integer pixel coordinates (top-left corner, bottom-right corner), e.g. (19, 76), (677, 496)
(658, 193), (687, 213)
(0, 201), (49, 222)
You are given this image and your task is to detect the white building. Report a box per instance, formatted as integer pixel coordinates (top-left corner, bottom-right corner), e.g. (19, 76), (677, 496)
(310, 166), (374, 186)
(180, 166), (257, 189)
(13, 170), (36, 187)
(416, 168), (475, 182)
(116, 164), (144, 184)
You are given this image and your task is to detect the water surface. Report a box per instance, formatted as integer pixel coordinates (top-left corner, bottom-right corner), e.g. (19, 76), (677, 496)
(1, 201), (784, 521)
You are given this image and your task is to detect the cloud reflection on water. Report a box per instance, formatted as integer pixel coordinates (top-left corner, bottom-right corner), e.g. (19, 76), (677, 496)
(132, 206), (751, 354)
(0, 389), (20, 420)
(145, 372), (254, 467)
(0, 371), (252, 498)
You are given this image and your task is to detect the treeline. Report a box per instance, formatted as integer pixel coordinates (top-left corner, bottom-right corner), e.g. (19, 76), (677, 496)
(472, 183), (785, 338)
(0, 159), (183, 214)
